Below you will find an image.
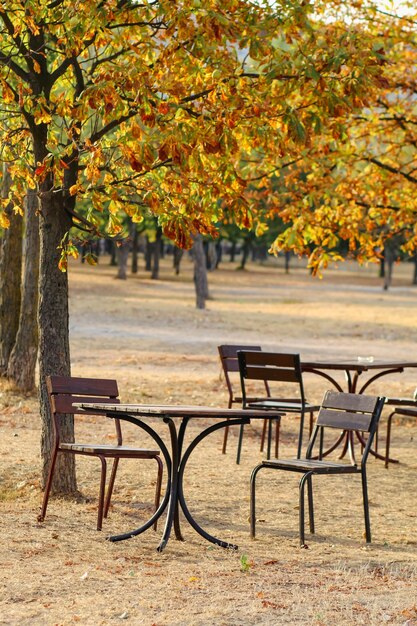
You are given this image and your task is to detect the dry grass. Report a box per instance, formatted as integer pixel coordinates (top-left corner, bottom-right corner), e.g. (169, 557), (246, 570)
(1, 255), (416, 625)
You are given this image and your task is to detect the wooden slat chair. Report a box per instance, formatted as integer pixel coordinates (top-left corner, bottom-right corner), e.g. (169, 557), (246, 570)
(38, 376), (163, 531)
(218, 344), (273, 457)
(384, 394), (417, 468)
(237, 350), (319, 463)
(250, 391), (385, 546)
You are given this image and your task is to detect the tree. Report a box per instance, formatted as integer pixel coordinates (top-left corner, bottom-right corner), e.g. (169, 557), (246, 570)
(7, 189), (40, 391)
(0, 164), (23, 376)
(269, 3), (417, 274)
(0, 1), (383, 494)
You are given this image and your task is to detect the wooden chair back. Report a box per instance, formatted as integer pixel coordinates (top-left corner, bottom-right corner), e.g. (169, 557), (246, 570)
(237, 350), (303, 406)
(47, 375), (121, 444)
(307, 391), (385, 462)
(218, 345), (269, 407)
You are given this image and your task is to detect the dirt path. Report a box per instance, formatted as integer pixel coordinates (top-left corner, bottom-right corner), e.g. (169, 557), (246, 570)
(1, 257), (416, 625)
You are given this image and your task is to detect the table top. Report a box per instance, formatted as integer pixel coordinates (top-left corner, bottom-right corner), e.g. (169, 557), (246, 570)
(74, 403), (283, 419)
(301, 359), (417, 372)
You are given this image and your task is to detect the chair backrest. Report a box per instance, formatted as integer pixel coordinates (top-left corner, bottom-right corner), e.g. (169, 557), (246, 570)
(237, 350), (303, 407)
(218, 345), (270, 407)
(307, 390), (385, 463)
(47, 375), (121, 443)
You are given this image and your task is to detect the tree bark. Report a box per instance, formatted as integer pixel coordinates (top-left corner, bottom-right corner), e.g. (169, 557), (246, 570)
(151, 228), (162, 279)
(38, 188), (75, 493)
(413, 256), (417, 286)
(173, 246), (183, 275)
(239, 239), (251, 270)
(116, 241), (129, 279)
(131, 223), (139, 274)
(192, 234), (209, 309)
(7, 190), (40, 391)
(0, 164), (23, 376)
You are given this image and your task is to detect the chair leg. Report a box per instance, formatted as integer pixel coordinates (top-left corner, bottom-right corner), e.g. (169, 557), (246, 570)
(103, 457), (120, 519)
(250, 464), (263, 538)
(297, 411), (305, 459)
(153, 456), (164, 531)
(309, 411), (314, 436)
(222, 420), (230, 454)
(260, 419), (267, 452)
(97, 456), (107, 531)
(361, 468), (371, 543)
(307, 475), (314, 534)
(236, 423), (245, 465)
(267, 419), (273, 460)
(299, 472), (312, 546)
(385, 411), (395, 469)
(38, 447), (59, 522)
(274, 418), (280, 459)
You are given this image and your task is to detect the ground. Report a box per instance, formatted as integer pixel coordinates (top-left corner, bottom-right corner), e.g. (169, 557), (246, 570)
(1, 254), (416, 626)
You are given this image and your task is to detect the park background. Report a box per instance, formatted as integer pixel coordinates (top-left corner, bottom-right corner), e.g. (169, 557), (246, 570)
(1, 251), (416, 625)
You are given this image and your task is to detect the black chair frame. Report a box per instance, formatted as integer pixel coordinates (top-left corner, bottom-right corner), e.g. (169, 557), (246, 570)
(250, 391), (385, 546)
(238, 350), (318, 463)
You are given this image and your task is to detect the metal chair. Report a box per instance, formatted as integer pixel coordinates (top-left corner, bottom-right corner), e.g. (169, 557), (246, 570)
(384, 394), (417, 468)
(38, 376), (163, 531)
(250, 391), (385, 546)
(218, 344), (273, 456)
(237, 350), (319, 463)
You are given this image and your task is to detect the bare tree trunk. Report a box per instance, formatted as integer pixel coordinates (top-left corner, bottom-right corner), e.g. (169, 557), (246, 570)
(151, 228), (162, 279)
(285, 251), (291, 274)
(192, 234), (209, 309)
(116, 241), (129, 279)
(173, 246), (183, 275)
(0, 164), (23, 376)
(383, 247), (395, 291)
(38, 188), (75, 493)
(131, 223), (139, 274)
(239, 239), (251, 270)
(8, 190), (40, 391)
(412, 256), (417, 286)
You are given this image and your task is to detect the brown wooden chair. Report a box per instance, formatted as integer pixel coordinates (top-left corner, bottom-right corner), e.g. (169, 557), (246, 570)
(218, 344), (273, 457)
(238, 350), (319, 463)
(38, 376), (163, 531)
(250, 391), (385, 546)
(384, 394), (417, 468)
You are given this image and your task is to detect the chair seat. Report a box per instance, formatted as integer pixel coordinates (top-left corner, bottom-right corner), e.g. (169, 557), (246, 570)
(60, 443), (160, 457)
(260, 457), (359, 473)
(248, 400), (320, 412)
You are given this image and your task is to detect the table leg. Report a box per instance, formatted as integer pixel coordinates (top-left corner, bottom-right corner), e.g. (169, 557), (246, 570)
(157, 418), (179, 552)
(106, 415), (172, 543)
(177, 417), (249, 550)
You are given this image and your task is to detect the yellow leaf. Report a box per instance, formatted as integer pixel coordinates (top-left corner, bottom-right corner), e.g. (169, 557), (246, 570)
(0, 213), (10, 229)
(69, 184), (79, 196)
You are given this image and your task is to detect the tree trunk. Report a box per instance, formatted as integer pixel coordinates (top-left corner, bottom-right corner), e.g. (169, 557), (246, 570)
(413, 256), (417, 286)
(173, 246), (183, 275)
(151, 228), (162, 279)
(285, 251), (291, 274)
(230, 241), (237, 262)
(116, 241), (129, 279)
(145, 235), (152, 271)
(239, 240), (251, 270)
(192, 234), (209, 309)
(38, 189), (75, 493)
(131, 223), (139, 274)
(7, 190), (40, 392)
(383, 247), (395, 291)
(0, 164), (23, 376)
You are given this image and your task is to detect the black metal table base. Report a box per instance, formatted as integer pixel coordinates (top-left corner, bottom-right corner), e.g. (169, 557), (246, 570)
(106, 411), (249, 551)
